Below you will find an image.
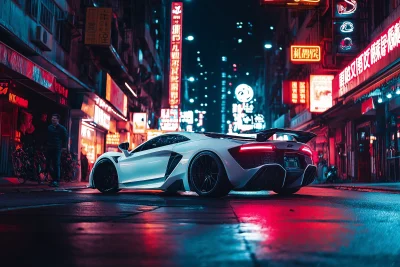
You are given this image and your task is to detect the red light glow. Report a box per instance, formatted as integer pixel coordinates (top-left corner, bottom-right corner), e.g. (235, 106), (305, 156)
(240, 144), (276, 152)
(169, 2), (183, 106)
(300, 146), (313, 156)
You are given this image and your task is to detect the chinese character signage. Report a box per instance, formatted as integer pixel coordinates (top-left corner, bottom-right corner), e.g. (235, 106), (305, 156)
(84, 8), (112, 46)
(309, 75), (334, 113)
(0, 42), (55, 90)
(106, 73), (128, 117)
(282, 81), (308, 105)
(160, 108), (179, 131)
(260, 0), (320, 7)
(290, 45), (321, 63)
(169, 2), (183, 106)
(333, 16), (400, 99)
(94, 105), (111, 130)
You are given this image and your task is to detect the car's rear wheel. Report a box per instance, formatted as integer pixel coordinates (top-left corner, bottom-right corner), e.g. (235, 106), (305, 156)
(189, 151), (231, 198)
(93, 159), (120, 194)
(273, 187), (300, 195)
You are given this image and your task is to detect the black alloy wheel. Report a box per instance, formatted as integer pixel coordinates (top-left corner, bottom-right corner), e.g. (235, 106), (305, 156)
(93, 159), (120, 194)
(273, 187), (300, 195)
(189, 151), (231, 198)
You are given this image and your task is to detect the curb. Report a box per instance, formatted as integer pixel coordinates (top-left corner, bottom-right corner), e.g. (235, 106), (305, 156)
(311, 184), (400, 194)
(0, 185), (89, 194)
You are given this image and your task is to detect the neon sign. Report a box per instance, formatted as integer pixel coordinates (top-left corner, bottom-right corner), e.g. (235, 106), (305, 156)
(290, 45), (321, 63)
(334, 16), (400, 98)
(168, 2), (183, 107)
(337, 0), (357, 15)
(340, 37), (353, 50)
(260, 0), (320, 7)
(9, 93), (28, 108)
(235, 84), (254, 103)
(340, 21), (354, 33)
(282, 81), (308, 105)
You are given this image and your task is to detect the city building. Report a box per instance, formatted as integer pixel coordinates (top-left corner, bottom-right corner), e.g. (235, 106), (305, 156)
(264, 0), (400, 182)
(0, 0), (168, 180)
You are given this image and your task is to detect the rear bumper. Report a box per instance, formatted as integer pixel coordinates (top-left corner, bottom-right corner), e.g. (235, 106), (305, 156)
(235, 164), (317, 191)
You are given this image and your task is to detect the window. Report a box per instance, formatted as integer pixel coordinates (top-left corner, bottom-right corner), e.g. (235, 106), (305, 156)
(40, 0), (55, 32)
(134, 135), (190, 153)
(54, 6), (71, 52)
(27, 0), (39, 20)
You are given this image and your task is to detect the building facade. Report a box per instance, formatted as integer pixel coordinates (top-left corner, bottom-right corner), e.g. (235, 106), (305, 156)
(266, 0), (400, 182)
(0, 0), (168, 180)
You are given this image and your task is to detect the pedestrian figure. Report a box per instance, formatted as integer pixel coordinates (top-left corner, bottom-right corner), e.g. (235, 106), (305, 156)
(46, 114), (68, 187)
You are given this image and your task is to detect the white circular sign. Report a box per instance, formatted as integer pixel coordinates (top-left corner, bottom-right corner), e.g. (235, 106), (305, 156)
(235, 84), (254, 103)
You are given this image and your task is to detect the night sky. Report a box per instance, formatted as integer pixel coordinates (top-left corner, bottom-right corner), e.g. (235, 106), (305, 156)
(180, 0), (281, 131)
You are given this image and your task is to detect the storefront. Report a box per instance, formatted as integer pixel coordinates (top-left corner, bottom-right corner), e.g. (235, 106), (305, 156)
(0, 43), (69, 177)
(329, 12), (400, 182)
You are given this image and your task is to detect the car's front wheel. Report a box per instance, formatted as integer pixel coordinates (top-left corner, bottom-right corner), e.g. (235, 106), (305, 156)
(273, 187), (300, 195)
(93, 159), (120, 194)
(189, 151), (231, 198)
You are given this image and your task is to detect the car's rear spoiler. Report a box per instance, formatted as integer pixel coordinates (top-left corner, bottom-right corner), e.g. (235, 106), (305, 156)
(244, 128), (317, 143)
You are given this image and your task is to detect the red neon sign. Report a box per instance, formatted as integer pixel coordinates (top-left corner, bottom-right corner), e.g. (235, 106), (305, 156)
(291, 45), (321, 63)
(282, 81), (308, 105)
(333, 16), (400, 98)
(169, 2), (183, 107)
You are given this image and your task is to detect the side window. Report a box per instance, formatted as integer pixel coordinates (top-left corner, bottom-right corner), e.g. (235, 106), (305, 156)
(174, 135), (190, 144)
(140, 137), (161, 152)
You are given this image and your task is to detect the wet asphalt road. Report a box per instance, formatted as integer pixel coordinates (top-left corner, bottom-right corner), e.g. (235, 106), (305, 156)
(0, 187), (399, 267)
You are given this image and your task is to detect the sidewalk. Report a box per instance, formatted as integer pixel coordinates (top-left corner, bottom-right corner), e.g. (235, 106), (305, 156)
(0, 177), (89, 193)
(311, 182), (400, 193)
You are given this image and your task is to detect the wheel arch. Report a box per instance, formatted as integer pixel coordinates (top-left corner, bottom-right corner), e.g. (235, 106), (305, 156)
(91, 157), (120, 189)
(187, 149), (227, 191)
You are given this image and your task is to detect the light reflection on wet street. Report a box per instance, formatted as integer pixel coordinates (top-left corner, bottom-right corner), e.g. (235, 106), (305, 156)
(0, 187), (400, 266)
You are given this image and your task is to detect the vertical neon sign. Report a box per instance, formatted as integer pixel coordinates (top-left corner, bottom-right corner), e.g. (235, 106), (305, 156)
(169, 2), (183, 107)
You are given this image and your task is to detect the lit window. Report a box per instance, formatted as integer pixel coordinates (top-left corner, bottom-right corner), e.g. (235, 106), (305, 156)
(200, 73), (203, 75)
(205, 95), (208, 98)
(228, 91), (231, 94)
(197, 57), (201, 62)
(205, 103), (208, 106)
(222, 56), (227, 62)
(238, 39), (242, 44)
(197, 51), (200, 54)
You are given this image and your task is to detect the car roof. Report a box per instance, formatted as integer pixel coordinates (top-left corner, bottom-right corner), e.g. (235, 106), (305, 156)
(162, 131), (205, 140)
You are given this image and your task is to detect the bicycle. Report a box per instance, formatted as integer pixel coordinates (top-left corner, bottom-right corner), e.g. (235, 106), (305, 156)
(61, 150), (80, 182)
(11, 145), (49, 184)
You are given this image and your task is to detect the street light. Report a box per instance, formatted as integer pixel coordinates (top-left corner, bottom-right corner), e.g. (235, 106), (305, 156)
(264, 43), (272, 49)
(186, 35), (194, 41)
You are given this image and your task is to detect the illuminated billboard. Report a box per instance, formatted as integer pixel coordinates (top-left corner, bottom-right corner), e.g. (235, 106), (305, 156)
(309, 75), (334, 113)
(132, 113), (147, 134)
(290, 45), (321, 63)
(169, 2), (183, 106)
(333, 15), (400, 98)
(260, 0), (320, 7)
(160, 108), (179, 131)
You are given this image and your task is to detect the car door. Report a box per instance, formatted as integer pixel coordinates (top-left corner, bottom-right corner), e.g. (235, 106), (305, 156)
(118, 135), (177, 187)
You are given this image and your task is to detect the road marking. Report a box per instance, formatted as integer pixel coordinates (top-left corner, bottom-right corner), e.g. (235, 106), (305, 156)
(0, 203), (66, 212)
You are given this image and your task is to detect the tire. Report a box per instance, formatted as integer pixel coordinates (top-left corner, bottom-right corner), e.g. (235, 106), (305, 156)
(273, 187), (301, 195)
(189, 151), (232, 198)
(93, 159), (120, 194)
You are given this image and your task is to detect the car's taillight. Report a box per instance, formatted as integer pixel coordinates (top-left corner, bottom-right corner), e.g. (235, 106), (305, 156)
(239, 144), (276, 152)
(300, 145), (313, 157)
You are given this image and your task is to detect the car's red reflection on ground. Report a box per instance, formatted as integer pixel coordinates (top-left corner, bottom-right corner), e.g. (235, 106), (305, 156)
(231, 202), (355, 255)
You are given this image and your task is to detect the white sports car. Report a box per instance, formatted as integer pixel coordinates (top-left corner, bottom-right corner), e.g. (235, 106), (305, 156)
(88, 129), (317, 197)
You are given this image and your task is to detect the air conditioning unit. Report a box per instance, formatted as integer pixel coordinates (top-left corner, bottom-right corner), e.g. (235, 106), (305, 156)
(31, 26), (53, 51)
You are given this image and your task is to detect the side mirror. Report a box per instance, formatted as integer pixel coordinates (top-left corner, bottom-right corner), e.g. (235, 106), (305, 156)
(118, 142), (130, 157)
